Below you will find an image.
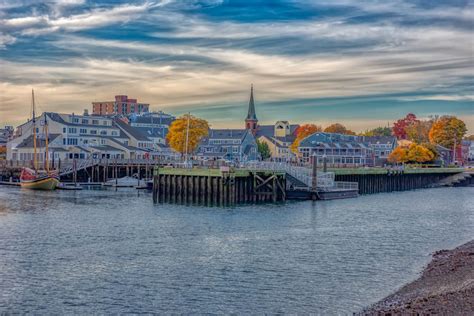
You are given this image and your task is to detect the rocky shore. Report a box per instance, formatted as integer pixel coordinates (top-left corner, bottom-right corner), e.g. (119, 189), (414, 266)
(363, 240), (474, 315)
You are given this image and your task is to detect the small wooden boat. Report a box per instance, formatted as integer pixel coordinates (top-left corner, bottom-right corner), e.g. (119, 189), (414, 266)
(20, 90), (60, 191)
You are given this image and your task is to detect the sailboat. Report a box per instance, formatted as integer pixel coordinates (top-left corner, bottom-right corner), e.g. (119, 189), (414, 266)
(20, 90), (60, 190)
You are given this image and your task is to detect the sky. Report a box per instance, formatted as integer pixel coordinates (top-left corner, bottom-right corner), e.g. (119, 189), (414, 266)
(0, 0), (473, 133)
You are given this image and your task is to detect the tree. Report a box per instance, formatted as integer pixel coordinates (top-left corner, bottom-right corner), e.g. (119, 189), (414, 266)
(0, 146), (6, 160)
(166, 114), (209, 155)
(256, 140), (271, 160)
(392, 113), (419, 140)
(406, 120), (433, 143)
(428, 116), (467, 149)
(406, 144), (435, 163)
(360, 127), (392, 137)
(388, 147), (408, 163)
(290, 124), (322, 153)
(324, 123), (355, 135)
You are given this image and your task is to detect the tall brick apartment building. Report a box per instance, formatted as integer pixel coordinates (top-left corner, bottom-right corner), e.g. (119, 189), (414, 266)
(92, 95), (150, 116)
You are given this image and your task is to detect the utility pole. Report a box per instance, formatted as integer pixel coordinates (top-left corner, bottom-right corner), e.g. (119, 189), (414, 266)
(184, 112), (190, 167)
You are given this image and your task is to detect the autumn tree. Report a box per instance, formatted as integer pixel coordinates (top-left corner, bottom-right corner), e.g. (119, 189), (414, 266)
(0, 146), (6, 160)
(324, 123), (356, 135)
(290, 124), (322, 153)
(406, 120), (433, 143)
(387, 147), (408, 163)
(428, 116), (467, 149)
(360, 127), (392, 137)
(166, 114), (209, 155)
(392, 113), (419, 140)
(406, 144), (435, 163)
(256, 140), (271, 160)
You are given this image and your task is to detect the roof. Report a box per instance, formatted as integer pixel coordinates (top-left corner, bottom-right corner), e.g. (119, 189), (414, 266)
(361, 136), (397, 144)
(15, 134), (61, 149)
(89, 145), (124, 152)
(299, 132), (372, 148)
(114, 119), (151, 141)
(131, 115), (174, 125)
(246, 85), (257, 121)
(207, 129), (248, 140)
(255, 124), (299, 138)
(46, 112), (118, 129)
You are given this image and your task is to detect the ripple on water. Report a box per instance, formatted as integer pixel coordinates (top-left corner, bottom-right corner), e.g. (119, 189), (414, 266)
(0, 186), (473, 314)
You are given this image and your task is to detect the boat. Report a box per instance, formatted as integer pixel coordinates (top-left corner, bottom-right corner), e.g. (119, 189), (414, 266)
(20, 90), (60, 190)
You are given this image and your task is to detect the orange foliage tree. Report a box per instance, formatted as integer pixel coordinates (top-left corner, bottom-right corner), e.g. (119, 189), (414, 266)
(388, 147), (409, 163)
(406, 144), (435, 163)
(388, 144), (436, 164)
(290, 124), (322, 153)
(324, 123), (356, 135)
(429, 116), (467, 149)
(166, 114), (209, 155)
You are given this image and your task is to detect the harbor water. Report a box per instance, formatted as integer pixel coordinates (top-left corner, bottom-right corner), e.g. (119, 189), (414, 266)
(0, 186), (473, 314)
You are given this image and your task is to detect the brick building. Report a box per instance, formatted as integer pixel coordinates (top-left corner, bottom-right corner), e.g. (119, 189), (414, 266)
(92, 95), (149, 116)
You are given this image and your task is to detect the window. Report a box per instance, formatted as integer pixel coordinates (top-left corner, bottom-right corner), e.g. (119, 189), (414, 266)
(82, 119), (89, 124)
(68, 128), (77, 134)
(92, 120), (99, 125)
(67, 138), (78, 145)
(90, 130), (97, 135)
(80, 128), (87, 134)
(101, 139), (106, 145)
(111, 131), (118, 136)
(73, 118), (79, 123)
(63, 127), (66, 133)
(100, 130), (107, 135)
(63, 138), (66, 145)
(103, 121), (108, 126)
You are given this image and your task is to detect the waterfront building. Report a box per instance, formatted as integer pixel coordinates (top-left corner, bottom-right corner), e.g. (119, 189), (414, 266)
(128, 111), (175, 146)
(298, 132), (374, 166)
(467, 140), (474, 163)
(92, 95), (150, 116)
(256, 121), (300, 161)
(197, 129), (258, 162)
(6, 111), (169, 162)
(361, 136), (398, 166)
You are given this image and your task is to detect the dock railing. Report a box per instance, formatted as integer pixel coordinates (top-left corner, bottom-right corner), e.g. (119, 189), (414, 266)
(241, 161), (337, 190)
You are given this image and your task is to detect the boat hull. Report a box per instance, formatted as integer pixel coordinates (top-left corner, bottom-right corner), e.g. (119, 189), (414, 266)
(20, 177), (60, 190)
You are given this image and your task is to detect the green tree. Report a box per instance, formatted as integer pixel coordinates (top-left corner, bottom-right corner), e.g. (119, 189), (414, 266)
(360, 127), (392, 137)
(256, 140), (271, 160)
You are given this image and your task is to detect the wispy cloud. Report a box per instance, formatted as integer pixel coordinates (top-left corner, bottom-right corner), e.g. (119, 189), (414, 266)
(0, 0), (472, 132)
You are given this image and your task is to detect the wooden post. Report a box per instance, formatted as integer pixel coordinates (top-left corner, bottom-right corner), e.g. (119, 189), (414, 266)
(153, 167), (159, 204)
(272, 174), (277, 203)
(311, 154), (318, 200)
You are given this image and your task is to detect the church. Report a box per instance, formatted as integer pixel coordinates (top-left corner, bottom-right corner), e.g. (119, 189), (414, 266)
(244, 85), (300, 161)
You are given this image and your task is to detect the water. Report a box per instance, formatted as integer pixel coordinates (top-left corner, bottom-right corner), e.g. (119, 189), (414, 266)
(0, 186), (473, 314)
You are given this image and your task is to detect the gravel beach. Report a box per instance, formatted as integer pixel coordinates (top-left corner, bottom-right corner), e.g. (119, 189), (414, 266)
(363, 240), (474, 314)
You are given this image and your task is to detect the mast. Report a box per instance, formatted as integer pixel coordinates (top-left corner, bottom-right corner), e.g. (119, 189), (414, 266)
(32, 89), (38, 171)
(44, 114), (50, 173)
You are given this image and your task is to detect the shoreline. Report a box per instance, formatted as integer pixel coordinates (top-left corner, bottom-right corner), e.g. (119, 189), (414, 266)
(363, 240), (474, 314)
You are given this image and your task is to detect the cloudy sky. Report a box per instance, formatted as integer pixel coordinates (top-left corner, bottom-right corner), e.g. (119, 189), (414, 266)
(0, 0), (473, 132)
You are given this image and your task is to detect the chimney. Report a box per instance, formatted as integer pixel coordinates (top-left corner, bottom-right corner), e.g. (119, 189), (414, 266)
(84, 109), (89, 116)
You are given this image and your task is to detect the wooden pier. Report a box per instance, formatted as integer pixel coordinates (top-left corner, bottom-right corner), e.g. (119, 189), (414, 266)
(152, 168), (286, 206)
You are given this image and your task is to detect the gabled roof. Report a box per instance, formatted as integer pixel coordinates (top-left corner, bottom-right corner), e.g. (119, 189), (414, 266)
(255, 124), (299, 138)
(114, 119), (151, 141)
(46, 112), (117, 129)
(16, 134), (61, 149)
(208, 129), (248, 140)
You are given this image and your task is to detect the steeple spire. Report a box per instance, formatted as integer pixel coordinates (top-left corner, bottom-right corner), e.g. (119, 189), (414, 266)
(246, 84), (257, 120)
(245, 84), (258, 134)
